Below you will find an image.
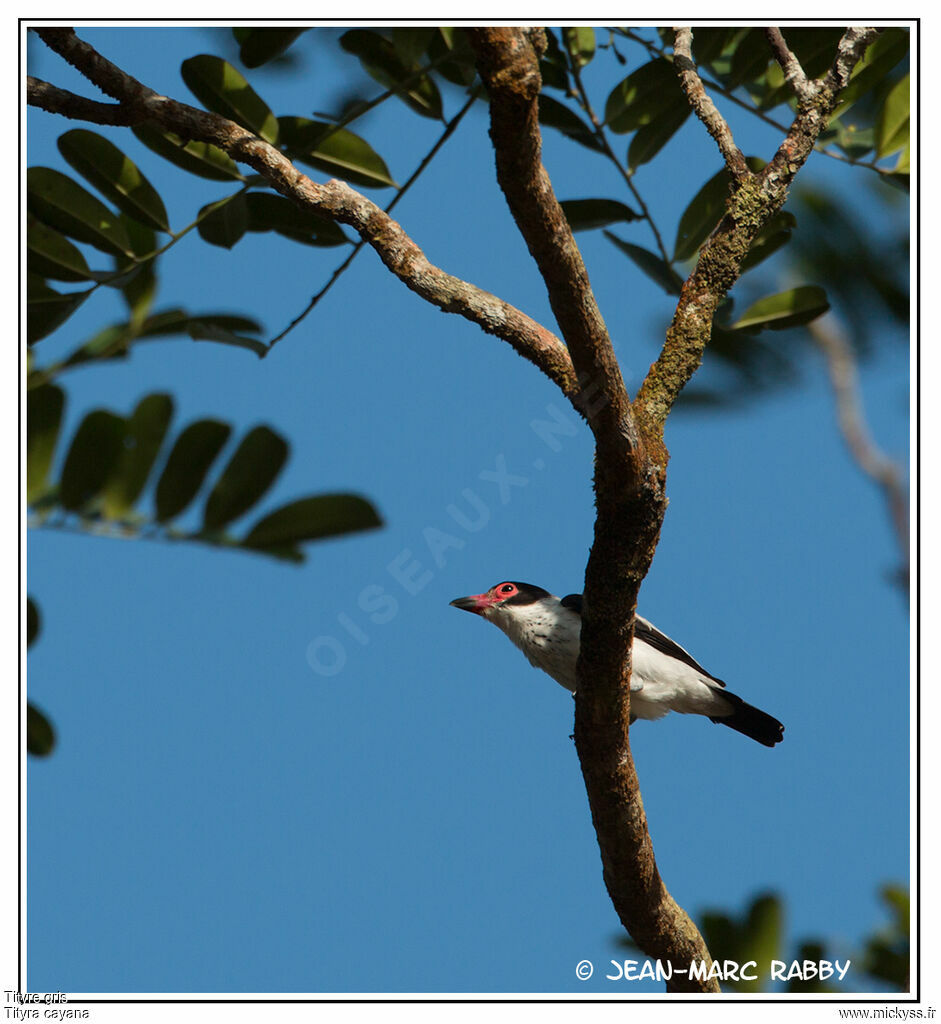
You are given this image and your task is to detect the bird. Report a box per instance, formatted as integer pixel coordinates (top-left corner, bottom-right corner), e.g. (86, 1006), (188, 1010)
(450, 581), (784, 747)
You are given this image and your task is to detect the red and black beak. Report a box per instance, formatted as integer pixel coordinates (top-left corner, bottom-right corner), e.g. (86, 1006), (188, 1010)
(449, 593), (492, 615)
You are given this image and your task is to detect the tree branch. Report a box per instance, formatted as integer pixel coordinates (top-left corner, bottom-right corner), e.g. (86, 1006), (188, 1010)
(764, 28), (814, 101)
(672, 29), (750, 179)
(467, 25), (715, 993)
(30, 28), (579, 401)
(27, 76), (140, 125)
(809, 317), (909, 586)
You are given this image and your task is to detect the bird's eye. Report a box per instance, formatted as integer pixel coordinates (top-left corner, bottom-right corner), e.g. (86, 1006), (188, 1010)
(499, 584), (516, 594)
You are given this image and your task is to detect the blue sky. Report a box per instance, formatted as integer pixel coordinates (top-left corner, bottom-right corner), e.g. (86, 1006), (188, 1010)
(24, 24), (911, 998)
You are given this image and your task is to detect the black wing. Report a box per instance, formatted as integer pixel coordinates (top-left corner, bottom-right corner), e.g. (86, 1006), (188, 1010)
(560, 595), (721, 685)
(634, 616), (725, 686)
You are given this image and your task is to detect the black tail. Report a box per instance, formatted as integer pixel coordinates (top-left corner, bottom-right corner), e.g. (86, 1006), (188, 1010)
(710, 692), (784, 747)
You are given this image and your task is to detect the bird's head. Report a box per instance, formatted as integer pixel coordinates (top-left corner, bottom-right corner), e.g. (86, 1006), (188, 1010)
(449, 581), (551, 623)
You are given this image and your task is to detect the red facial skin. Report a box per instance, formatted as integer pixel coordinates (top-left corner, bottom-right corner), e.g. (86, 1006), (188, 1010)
(457, 582), (518, 613)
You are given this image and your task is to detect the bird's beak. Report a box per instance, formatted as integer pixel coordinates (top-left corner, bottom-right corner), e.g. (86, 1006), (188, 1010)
(450, 593), (491, 615)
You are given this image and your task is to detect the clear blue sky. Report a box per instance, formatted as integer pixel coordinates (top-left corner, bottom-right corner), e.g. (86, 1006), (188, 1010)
(25, 25), (911, 997)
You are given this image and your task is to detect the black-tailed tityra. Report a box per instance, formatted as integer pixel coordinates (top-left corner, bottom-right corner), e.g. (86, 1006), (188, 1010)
(450, 581), (784, 747)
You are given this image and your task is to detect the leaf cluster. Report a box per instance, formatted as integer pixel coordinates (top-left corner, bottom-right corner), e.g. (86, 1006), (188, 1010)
(699, 888), (910, 993)
(27, 386), (381, 564)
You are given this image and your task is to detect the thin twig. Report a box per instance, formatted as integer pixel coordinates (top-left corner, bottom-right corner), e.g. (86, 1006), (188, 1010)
(268, 86), (482, 349)
(561, 39), (672, 268)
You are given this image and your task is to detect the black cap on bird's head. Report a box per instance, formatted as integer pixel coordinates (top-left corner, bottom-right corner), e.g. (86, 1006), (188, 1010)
(449, 581), (550, 615)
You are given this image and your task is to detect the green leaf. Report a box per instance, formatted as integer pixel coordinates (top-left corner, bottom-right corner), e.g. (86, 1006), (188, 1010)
(537, 95), (603, 152)
(176, 313), (264, 338)
(787, 28), (851, 79)
(243, 494), (382, 551)
(57, 129), (170, 233)
(124, 309), (264, 343)
(726, 29), (772, 88)
(27, 217), (93, 282)
(427, 28), (479, 87)
(155, 420), (232, 522)
(27, 703), (56, 757)
(539, 29), (571, 91)
(674, 157), (765, 261)
(731, 286), (830, 331)
(187, 320), (267, 357)
(203, 425), (289, 530)
(876, 73), (910, 159)
(59, 410), (127, 512)
(132, 124), (245, 181)
(48, 304), (236, 373)
(244, 192), (350, 247)
(105, 214), (159, 333)
(742, 895), (783, 991)
(890, 143), (910, 183)
(828, 122), (875, 160)
(627, 103), (691, 170)
(560, 198), (641, 232)
(27, 166), (132, 257)
(120, 260), (158, 329)
(27, 274), (92, 344)
(563, 27), (596, 67)
(880, 884), (910, 933)
(27, 597), (41, 648)
(116, 211), (158, 261)
(691, 28), (743, 70)
(238, 27), (307, 68)
(389, 28), (437, 66)
(53, 322), (136, 372)
(604, 59), (683, 134)
(27, 384), (65, 503)
(181, 55), (280, 144)
(55, 309), (265, 366)
(702, 893), (784, 993)
(604, 233), (683, 295)
(278, 117), (396, 189)
(339, 29), (443, 120)
(102, 393), (174, 519)
(197, 194), (249, 249)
